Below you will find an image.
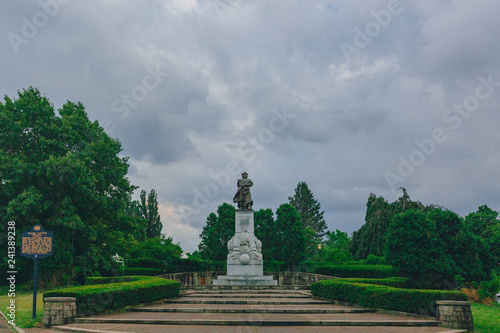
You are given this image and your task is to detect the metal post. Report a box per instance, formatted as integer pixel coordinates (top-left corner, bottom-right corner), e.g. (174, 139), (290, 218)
(33, 255), (38, 320)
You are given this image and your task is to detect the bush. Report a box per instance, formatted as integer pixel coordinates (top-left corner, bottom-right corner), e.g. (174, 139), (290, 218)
(311, 279), (467, 316)
(44, 277), (180, 315)
(365, 255), (388, 265)
(315, 264), (395, 278)
(341, 277), (412, 289)
(124, 267), (164, 276)
(84, 276), (146, 285)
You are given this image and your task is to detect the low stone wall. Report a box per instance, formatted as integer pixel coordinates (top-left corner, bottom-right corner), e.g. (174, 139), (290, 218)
(43, 297), (76, 327)
(158, 271), (334, 288)
(436, 301), (473, 332)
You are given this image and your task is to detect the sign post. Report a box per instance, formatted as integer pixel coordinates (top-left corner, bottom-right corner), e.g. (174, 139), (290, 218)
(20, 225), (53, 320)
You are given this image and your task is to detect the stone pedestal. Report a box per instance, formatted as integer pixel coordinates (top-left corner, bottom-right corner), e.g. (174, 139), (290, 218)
(43, 297), (76, 327)
(213, 210), (277, 286)
(436, 301), (473, 332)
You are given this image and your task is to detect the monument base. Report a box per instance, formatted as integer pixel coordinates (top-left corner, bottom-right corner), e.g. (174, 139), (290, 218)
(213, 275), (277, 286)
(212, 209), (277, 286)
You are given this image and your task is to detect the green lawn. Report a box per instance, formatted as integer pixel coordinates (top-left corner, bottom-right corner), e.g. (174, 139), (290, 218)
(0, 284), (45, 328)
(471, 302), (500, 333)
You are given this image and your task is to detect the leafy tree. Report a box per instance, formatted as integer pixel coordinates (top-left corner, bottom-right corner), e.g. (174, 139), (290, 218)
(325, 229), (350, 249)
(140, 189), (162, 239)
(127, 236), (182, 270)
(465, 205), (499, 239)
(349, 193), (393, 259)
(386, 210), (456, 289)
(274, 203), (306, 270)
(198, 203), (235, 262)
(289, 181), (327, 239)
(0, 88), (136, 284)
(254, 208), (277, 261)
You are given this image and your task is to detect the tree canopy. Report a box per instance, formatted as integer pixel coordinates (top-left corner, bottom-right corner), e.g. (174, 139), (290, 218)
(0, 88), (175, 285)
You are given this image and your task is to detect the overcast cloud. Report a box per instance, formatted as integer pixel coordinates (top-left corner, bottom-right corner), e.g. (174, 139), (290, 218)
(2, 0), (500, 253)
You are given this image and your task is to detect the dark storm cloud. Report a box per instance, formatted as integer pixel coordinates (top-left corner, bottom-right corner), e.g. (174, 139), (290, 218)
(2, 0), (500, 251)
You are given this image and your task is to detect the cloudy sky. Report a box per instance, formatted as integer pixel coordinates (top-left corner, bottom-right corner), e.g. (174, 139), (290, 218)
(2, 0), (500, 253)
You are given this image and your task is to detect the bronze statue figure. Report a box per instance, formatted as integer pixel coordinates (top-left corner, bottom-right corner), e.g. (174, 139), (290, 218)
(233, 172), (253, 210)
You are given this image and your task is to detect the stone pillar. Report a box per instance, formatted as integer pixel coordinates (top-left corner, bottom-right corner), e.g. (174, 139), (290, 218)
(43, 297), (76, 327)
(436, 300), (473, 332)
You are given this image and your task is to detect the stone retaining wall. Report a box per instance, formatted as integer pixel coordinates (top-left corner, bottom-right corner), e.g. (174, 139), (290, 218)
(43, 297), (76, 327)
(436, 300), (473, 332)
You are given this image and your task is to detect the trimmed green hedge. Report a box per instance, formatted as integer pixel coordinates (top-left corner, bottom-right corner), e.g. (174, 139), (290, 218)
(341, 277), (412, 289)
(124, 267), (164, 276)
(315, 264), (395, 278)
(84, 276), (146, 285)
(44, 277), (180, 315)
(311, 279), (467, 316)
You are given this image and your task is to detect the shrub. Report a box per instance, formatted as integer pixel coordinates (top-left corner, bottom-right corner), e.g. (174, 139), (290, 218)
(365, 255), (388, 265)
(311, 279), (467, 316)
(44, 277), (179, 315)
(124, 267), (164, 276)
(341, 277), (412, 289)
(315, 264), (395, 278)
(84, 276), (146, 285)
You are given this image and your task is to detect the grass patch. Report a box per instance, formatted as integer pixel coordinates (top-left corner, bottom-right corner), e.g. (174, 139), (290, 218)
(0, 284), (45, 328)
(471, 302), (500, 333)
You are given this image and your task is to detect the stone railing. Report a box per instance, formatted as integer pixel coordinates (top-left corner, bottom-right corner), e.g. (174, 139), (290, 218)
(158, 271), (334, 287)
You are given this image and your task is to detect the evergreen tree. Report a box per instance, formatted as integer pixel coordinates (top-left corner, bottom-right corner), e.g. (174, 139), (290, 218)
(140, 189), (162, 239)
(289, 182), (327, 239)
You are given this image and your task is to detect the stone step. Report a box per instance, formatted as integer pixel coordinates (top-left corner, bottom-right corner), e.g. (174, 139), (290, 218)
(128, 307), (376, 314)
(165, 298), (329, 305)
(183, 293), (310, 298)
(74, 315), (440, 327)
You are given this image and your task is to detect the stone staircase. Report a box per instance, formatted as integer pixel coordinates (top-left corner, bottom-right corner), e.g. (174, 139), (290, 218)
(52, 289), (466, 333)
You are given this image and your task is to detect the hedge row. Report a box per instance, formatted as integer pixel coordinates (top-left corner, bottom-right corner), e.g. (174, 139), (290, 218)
(315, 264), (395, 278)
(311, 279), (467, 316)
(44, 277), (180, 315)
(341, 277), (412, 289)
(124, 267), (164, 276)
(84, 276), (146, 285)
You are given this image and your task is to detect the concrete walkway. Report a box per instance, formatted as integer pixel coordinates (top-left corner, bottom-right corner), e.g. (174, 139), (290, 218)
(22, 289), (467, 333)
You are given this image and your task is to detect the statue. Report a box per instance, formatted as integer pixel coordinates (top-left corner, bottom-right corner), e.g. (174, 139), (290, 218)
(233, 172), (253, 210)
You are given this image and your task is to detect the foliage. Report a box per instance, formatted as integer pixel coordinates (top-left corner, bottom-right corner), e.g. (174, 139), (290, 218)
(85, 276), (146, 285)
(465, 205), (500, 264)
(289, 181), (327, 239)
(311, 278), (467, 316)
(140, 189), (162, 239)
(44, 277), (180, 315)
(315, 264), (395, 278)
(254, 208), (278, 261)
(320, 246), (353, 264)
(386, 210), (456, 289)
(340, 277), (412, 289)
(274, 203), (306, 270)
(198, 203), (235, 261)
(123, 267), (164, 276)
(0, 88), (138, 285)
(325, 229), (350, 249)
(126, 236), (182, 270)
(365, 254), (388, 265)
